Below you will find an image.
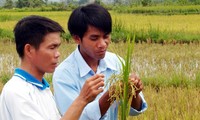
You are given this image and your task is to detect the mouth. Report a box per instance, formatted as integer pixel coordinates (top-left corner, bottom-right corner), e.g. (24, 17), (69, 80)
(97, 50), (106, 54)
(52, 62), (58, 67)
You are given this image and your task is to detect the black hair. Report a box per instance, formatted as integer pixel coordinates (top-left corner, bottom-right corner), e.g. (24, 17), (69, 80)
(14, 15), (64, 58)
(68, 3), (112, 39)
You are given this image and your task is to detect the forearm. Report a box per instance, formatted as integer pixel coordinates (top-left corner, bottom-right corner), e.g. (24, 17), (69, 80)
(131, 94), (142, 111)
(61, 97), (87, 120)
(99, 91), (111, 116)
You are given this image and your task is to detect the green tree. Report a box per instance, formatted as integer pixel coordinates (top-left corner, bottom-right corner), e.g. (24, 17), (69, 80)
(16, 0), (45, 8)
(95, 0), (101, 4)
(113, 0), (122, 4)
(79, 0), (89, 5)
(189, 0), (200, 4)
(3, 0), (13, 9)
(177, 0), (189, 5)
(141, 0), (152, 6)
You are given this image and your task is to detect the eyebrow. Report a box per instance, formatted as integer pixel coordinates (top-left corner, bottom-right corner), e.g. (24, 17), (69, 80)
(49, 42), (61, 47)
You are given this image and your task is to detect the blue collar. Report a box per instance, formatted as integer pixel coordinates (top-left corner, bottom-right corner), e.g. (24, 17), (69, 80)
(14, 68), (50, 90)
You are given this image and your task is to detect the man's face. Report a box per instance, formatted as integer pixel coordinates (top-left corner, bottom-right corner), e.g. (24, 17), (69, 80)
(76, 25), (111, 62)
(31, 32), (61, 74)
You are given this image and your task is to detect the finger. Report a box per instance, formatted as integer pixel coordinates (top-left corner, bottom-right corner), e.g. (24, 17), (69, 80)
(95, 87), (104, 94)
(130, 73), (140, 80)
(131, 78), (139, 85)
(89, 77), (104, 87)
(93, 79), (104, 88)
(85, 74), (104, 87)
(95, 74), (105, 78)
(135, 80), (143, 91)
(88, 87), (104, 101)
(87, 74), (104, 81)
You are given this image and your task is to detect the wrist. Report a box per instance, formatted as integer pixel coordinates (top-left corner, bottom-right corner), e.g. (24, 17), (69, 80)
(76, 96), (88, 107)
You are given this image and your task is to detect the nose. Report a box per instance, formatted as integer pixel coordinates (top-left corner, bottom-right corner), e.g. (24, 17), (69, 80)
(55, 50), (60, 58)
(97, 38), (107, 48)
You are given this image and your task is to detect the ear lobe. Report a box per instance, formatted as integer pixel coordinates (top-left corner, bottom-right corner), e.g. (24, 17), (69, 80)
(72, 35), (81, 44)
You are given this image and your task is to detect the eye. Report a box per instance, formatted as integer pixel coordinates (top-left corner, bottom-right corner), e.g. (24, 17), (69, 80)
(49, 45), (58, 50)
(50, 46), (56, 49)
(90, 36), (98, 41)
(104, 34), (110, 39)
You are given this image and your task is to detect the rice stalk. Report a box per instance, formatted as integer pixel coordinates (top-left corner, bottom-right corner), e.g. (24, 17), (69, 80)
(108, 35), (138, 120)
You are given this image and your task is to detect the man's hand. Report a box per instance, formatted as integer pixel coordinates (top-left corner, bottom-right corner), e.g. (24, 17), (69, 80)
(129, 73), (143, 110)
(129, 73), (143, 95)
(78, 74), (105, 104)
(62, 74), (104, 120)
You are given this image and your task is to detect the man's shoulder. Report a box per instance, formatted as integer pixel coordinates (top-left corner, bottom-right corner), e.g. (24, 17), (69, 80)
(53, 52), (77, 78)
(56, 52), (76, 70)
(1, 76), (33, 98)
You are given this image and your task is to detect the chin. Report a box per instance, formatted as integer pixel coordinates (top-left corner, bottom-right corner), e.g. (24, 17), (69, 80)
(46, 69), (55, 73)
(99, 55), (105, 59)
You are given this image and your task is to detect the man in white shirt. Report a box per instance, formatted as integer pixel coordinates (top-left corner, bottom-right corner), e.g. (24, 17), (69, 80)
(0, 15), (104, 120)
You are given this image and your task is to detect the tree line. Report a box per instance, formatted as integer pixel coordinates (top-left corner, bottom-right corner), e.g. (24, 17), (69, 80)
(2, 0), (200, 9)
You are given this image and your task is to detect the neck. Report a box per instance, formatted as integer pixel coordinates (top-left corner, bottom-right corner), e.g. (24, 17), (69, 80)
(87, 60), (99, 73)
(78, 47), (99, 73)
(20, 62), (44, 82)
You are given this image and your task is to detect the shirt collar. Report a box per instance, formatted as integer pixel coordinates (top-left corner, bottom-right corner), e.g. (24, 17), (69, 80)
(74, 46), (118, 77)
(74, 47), (91, 77)
(14, 68), (50, 90)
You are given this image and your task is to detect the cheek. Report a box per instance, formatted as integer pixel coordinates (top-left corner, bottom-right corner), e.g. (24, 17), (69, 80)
(35, 52), (50, 64)
(86, 47), (94, 53)
(105, 39), (110, 45)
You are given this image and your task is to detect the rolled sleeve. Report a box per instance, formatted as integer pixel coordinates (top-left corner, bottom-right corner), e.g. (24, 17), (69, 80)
(129, 92), (148, 116)
(80, 100), (101, 120)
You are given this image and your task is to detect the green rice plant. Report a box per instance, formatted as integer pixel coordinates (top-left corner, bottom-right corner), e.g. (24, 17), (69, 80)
(108, 35), (137, 120)
(113, 5), (200, 15)
(0, 28), (14, 41)
(194, 72), (200, 87)
(0, 73), (11, 85)
(61, 32), (72, 43)
(44, 73), (54, 91)
(0, 15), (16, 22)
(142, 75), (168, 89)
(167, 72), (191, 88)
(112, 18), (129, 42)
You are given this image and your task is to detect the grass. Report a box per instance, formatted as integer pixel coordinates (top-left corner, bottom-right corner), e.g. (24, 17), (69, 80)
(131, 86), (200, 120)
(0, 42), (199, 119)
(1, 11), (200, 43)
(1, 42), (199, 88)
(114, 5), (200, 15)
(0, 7), (199, 119)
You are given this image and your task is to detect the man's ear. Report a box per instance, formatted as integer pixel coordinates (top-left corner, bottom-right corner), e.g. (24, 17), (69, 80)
(72, 35), (81, 44)
(24, 44), (35, 58)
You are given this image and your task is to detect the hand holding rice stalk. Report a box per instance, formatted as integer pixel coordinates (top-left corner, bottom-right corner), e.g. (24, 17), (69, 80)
(108, 35), (141, 120)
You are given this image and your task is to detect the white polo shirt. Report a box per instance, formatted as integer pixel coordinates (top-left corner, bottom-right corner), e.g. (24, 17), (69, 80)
(0, 68), (61, 120)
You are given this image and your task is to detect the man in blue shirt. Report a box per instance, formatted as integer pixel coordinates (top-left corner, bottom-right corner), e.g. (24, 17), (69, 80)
(53, 3), (147, 120)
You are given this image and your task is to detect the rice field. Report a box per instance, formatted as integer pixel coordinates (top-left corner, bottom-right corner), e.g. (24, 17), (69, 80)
(0, 11), (200, 35)
(0, 10), (200, 119)
(0, 41), (199, 119)
(0, 11), (70, 31)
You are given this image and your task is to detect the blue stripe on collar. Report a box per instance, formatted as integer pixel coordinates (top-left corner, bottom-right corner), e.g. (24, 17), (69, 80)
(14, 68), (49, 90)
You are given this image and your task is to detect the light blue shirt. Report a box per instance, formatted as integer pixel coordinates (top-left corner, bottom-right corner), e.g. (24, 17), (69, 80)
(53, 47), (147, 120)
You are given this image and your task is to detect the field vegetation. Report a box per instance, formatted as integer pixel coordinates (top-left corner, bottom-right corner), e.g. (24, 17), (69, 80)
(0, 3), (200, 120)
(113, 5), (200, 15)
(0, 5), (200, 43)
(0, 41), (199, 119)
